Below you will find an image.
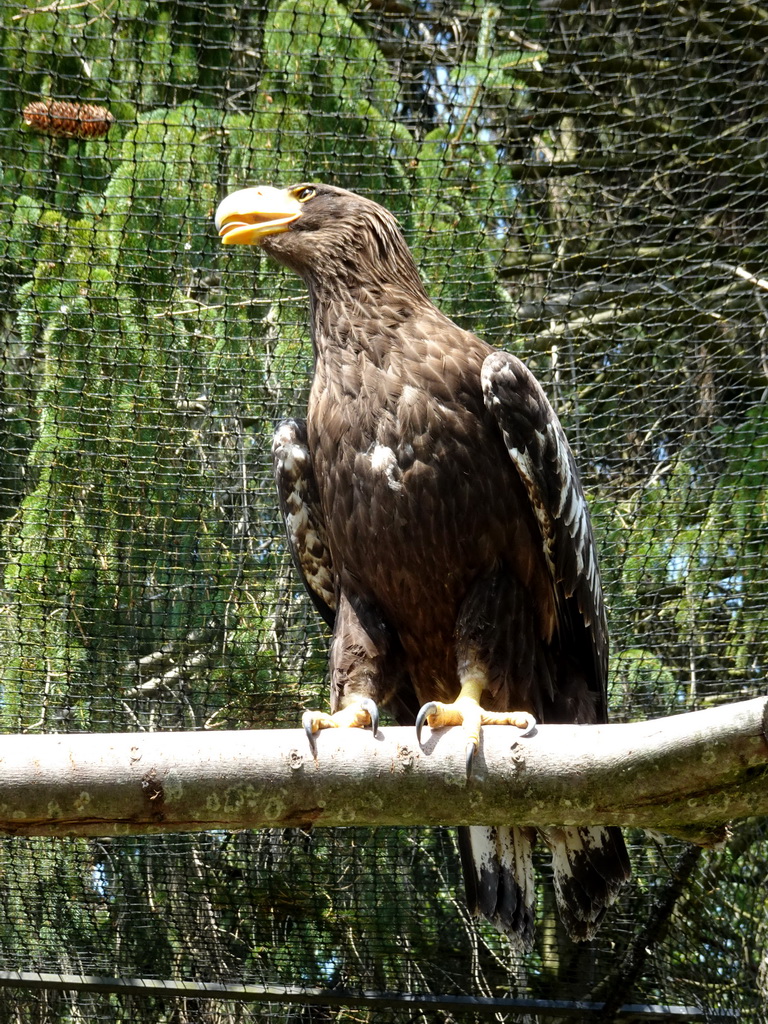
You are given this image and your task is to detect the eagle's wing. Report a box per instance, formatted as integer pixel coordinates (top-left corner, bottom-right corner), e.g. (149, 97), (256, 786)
(481, 349), (608, 700)
(272, 419), (336, 627)
(478, 351), (629, 944)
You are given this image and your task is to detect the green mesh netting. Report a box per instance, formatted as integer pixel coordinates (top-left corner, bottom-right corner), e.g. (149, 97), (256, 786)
(1, 1), (767, 1021)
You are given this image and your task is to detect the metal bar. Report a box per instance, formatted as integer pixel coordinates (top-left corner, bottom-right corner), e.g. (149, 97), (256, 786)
(0, 970), (733, 1020)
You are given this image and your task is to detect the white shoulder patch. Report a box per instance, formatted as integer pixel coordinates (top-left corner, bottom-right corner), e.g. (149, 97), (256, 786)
(369, 444), (403, 491)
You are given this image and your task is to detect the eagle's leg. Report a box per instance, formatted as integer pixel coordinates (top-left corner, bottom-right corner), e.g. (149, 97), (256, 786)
(302, 698), (379, 742)
(416, 671), (536, 777)
(301, 591), (403, 750)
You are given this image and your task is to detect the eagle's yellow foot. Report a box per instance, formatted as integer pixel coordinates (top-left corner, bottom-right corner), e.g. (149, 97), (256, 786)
(302, 697), (379, 749)
(415, 683), (535, 777)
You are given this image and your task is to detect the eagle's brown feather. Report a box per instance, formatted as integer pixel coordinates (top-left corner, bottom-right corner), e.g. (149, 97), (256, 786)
(223, 182), (630, 948)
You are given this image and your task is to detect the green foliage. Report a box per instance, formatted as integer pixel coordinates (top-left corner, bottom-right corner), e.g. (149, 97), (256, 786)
(103, 102), (221, 297)
(0, 0), (767, 1019)
(0, 91), (294, 731)
(265, 0), (397, 118)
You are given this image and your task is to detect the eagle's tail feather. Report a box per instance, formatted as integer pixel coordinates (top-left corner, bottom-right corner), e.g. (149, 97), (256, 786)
(544, 825), (631, 941)
(458, 825), (536, 950)
(459, 824), (630, 946)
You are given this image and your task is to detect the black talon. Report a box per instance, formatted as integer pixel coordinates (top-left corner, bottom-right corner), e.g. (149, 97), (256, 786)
(519, 714), (537, 737)
(465, 741), (476, 779)
(361, 697), (380, 737)
(301, 711), (318, 753)
(415, 702), (437, 745)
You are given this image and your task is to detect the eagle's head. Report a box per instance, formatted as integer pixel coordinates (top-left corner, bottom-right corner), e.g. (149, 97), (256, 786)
(215, 182), (427, 299)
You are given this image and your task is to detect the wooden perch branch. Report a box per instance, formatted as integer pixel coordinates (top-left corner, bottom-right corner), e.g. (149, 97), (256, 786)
(0, 696), (766, 845)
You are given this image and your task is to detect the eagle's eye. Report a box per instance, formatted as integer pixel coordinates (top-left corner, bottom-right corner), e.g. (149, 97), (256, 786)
(295, 187), (316, 203)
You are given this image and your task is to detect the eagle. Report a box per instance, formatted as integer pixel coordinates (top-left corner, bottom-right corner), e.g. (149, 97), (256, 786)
(215, 182), (631, 948)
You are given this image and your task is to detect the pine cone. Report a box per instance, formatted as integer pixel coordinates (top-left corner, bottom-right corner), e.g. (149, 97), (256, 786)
(22, 100), (114, 139)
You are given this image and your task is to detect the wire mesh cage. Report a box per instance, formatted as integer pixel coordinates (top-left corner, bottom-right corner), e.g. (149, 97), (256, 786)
(1, 0), (767, 1020)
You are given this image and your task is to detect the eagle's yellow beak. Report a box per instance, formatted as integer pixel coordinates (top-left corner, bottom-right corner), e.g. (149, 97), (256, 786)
(215, 186), (303, 245)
